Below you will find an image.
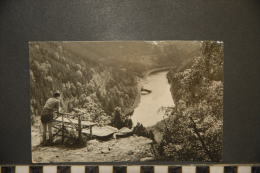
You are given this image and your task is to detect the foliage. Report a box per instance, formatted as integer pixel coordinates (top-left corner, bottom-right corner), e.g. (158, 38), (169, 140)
(133, 123), (155, 140)
(157, 41), (224, 161)
(111, 107), (133, 129)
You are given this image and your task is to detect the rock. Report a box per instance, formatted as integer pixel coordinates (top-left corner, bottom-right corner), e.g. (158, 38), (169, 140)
(119, 127), (133, 133)
(140, 157), (154, 162)
(127, 150), (134, 155)
(101, 149), (110, 154)
(83, 125), (118, 137)
(87, 139), (99, 145)
(146, 152), (153, 157)
(100, 146), (111, 154)
(87, 145), (95, 152)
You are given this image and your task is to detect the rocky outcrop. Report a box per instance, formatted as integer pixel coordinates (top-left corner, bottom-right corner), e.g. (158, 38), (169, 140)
(32, 136), (154, 163)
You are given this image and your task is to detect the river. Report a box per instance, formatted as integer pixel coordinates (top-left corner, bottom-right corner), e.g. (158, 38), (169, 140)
(131, 71), (175, 127)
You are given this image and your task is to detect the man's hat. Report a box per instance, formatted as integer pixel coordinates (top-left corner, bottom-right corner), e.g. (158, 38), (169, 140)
(53, 90), (61, 97)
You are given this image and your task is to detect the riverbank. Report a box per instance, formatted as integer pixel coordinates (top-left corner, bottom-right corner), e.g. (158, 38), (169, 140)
(131, 70), (174, 127)
(125, 67), (173, 116)
(123, 79), (142, 116)
(144, 66), (172, 77)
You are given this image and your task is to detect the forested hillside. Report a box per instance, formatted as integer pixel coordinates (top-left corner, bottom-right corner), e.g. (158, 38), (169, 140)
(154, 41), (224, 161)
(63, 41), (201, 74)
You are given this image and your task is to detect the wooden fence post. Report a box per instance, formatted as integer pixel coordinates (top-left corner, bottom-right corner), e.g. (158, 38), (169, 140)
(90, 126), (93, 139)
(78, 114), (82, 142)
(61, 113), (64, 144)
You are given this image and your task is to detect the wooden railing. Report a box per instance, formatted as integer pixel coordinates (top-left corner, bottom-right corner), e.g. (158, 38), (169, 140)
(53, 111), (96, 144)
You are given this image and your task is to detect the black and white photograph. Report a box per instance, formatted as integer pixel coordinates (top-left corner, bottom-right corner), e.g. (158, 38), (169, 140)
(30, 41), (223, 163)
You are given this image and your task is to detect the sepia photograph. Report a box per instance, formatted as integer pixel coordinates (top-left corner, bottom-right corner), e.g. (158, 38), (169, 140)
(30, 41), (223, 163)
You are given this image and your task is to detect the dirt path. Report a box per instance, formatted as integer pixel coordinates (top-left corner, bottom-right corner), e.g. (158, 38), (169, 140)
(32, 136), (153, 163)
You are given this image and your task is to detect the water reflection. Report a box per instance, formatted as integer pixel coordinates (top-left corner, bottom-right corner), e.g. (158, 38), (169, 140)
(132, 71), (175, 127)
